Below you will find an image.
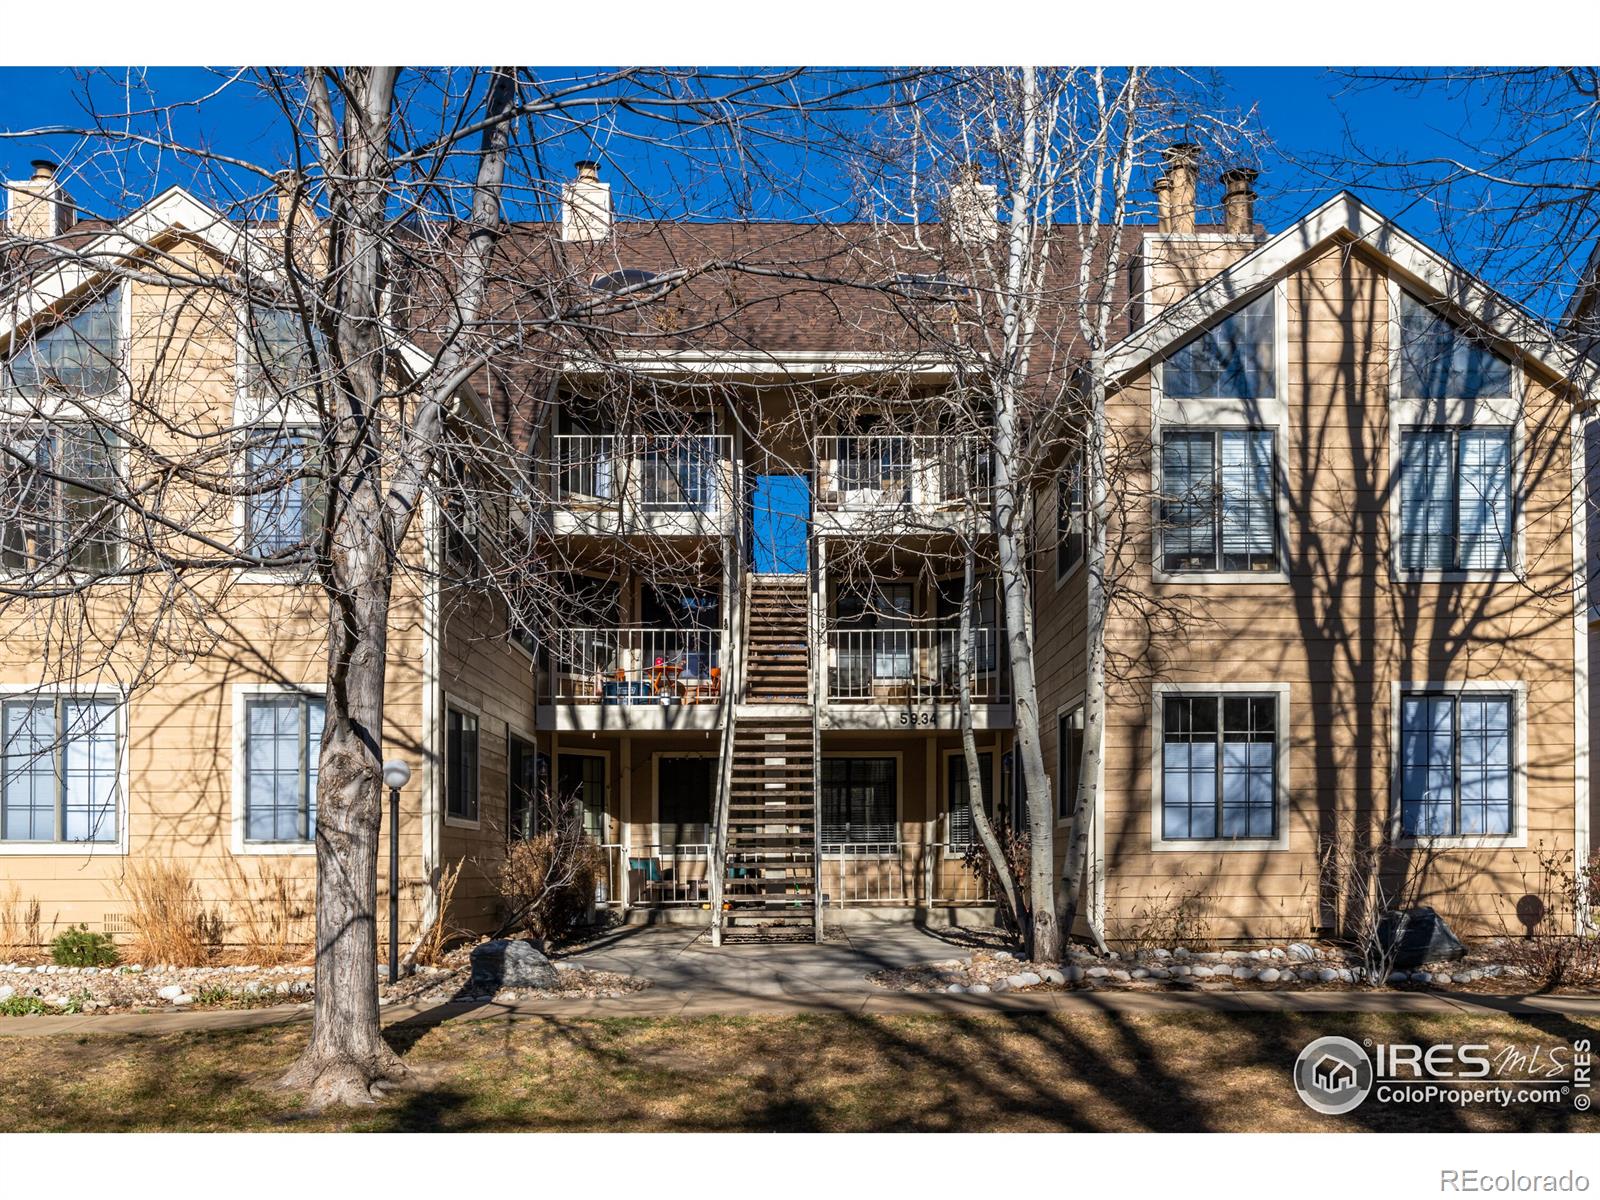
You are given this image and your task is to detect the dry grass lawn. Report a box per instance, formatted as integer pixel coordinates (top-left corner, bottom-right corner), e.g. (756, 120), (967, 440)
(1, 1010), (1595, 1132)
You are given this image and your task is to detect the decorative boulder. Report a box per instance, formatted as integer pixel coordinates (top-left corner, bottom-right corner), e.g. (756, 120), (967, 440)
(1376, 907), (1467, 969)
(469, 939), (558, 991)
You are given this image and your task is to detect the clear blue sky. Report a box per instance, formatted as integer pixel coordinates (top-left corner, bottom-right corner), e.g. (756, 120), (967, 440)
(0, 66), (1585, 317)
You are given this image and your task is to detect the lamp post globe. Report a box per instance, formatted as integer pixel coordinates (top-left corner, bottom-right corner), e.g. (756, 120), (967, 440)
(380, 759), (409, 984)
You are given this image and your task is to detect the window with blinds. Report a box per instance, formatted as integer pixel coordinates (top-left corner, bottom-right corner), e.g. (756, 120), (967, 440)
(820, 757), (897, 852)
(1163, 292), (1275, 401)
(1399, 692), (1513, 837)
(1161, 694), (1278, 840)
(243, 694), (324, 842)
(946, 753), (994, 849)
(244, 430), (327, 558)
(1397, 427), (1512, 572)
(1160, 429), (1276, 572)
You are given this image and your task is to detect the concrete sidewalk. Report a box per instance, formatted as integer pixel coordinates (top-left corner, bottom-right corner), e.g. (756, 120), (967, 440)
(2, 982), (1597, 1041)
(3, 924), (1596, 1039)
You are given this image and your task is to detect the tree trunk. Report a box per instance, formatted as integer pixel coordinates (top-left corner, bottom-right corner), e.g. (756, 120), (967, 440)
(280, 566), (407, 1106)
(956, 538), (1026, 939)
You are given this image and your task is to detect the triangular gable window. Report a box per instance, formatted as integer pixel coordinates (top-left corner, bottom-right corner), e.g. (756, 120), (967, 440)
(3, 290), (122, 397)
(1399, 293), (1513, 400)
(1163, 292), (1275, 401)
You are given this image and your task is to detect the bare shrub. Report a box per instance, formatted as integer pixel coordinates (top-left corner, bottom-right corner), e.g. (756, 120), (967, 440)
(121, 861), (218, 967)
(961, 824), (1031, 937)
(1111, 879), (1214, 952)
(496, 821), (604, 945)
(410, 859), (463, 968)
(235, 864), (311, 966)
(1317, 818), (1437, 985)
(0, 885), (43, 956)
(1500, 843), (1600, 990)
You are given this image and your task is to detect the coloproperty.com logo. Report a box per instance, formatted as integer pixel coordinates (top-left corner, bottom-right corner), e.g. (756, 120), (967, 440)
(1292, 1035), (1593, 1116)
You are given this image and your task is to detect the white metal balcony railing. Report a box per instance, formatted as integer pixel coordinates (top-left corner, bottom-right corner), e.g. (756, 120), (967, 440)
(595, 841), (992, 909)
(821, 843), (994, 906)
(551, 626), (723, 706)
(552, 434), (733, 514)
(826, 626), (1006, 704)
(817, 434), (994, 510)
(594, 842), (715, 907)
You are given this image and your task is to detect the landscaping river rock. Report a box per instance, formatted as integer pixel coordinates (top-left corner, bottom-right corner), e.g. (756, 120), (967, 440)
(0, 940), (646, 1017)
(869, 940), (1548, 995)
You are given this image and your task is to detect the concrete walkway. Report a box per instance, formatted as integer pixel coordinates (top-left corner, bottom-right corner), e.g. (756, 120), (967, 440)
(3, 924), (1597, 1039)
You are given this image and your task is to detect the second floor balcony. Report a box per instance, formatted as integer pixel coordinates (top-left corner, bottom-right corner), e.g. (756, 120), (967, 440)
(547, 434), (735, 537)
(815, 433), (993, 534)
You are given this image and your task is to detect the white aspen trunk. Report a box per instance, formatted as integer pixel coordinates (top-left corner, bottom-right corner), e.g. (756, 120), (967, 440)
(991, 66), (1062, 964)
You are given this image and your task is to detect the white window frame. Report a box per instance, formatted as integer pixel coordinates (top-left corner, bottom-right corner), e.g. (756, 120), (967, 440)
(0, 683), (128, 857)
(1150, 681), (1292, 852)
(1055, 693), (1087, 827)
(556, 745), (611, 843)
(1150, 280), (1290, 585)
(233, 301), (324, 429)
(1387, 279), (1526, 583)
(232, 423), (322, 584)
(1389, 679), (1528, 850)
(443, 694), (483, 830)
(818, 750), (904, 858)
(230, 682), (325, 856)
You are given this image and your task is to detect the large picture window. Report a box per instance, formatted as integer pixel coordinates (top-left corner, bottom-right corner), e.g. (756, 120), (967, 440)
(244, 694), (324, 843)
(1397, 427), (1512, 572)
(820, 757), (897, 852)
(1160, 429), (1276, 573)
(1399, 692), (1514, 838)
(1, 696), (119, 844)
(1161, 693), (1277, 840)
(1163, 292), (1275, 401)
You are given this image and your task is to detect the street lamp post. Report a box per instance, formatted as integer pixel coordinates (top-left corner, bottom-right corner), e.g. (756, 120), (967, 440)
(381, 760), (411, 985)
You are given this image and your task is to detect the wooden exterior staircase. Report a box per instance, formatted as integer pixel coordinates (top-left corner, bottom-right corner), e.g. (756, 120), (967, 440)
(714, 575), (821, 942)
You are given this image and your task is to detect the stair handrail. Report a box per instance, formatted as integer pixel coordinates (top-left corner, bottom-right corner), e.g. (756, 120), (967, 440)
(708, 552), (748, 946)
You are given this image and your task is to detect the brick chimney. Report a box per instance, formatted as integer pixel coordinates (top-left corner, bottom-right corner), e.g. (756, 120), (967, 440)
(944, 163), (998, 247)
(1222, 168), (1260, 236)
(561, 160), (611, 243)
(1158, 143), (1199, 236)
(4, 159), (75, 240)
